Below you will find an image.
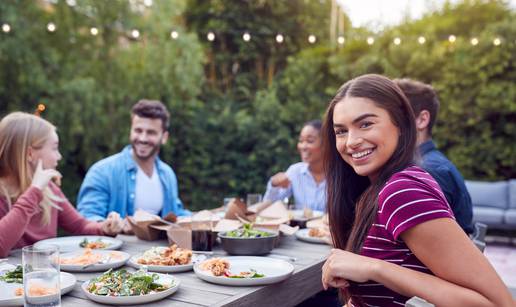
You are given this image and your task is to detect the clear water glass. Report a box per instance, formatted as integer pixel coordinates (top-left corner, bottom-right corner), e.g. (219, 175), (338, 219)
(223, 197), (234, 209)
(246, 194), (262, 207)
(22, 245), (60, 307)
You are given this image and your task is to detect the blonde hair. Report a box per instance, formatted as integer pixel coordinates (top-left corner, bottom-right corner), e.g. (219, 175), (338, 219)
(0, 112), (61, 225)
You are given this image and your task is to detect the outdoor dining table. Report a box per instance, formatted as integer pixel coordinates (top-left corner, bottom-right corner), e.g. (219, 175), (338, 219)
(8, 234), (332, 306)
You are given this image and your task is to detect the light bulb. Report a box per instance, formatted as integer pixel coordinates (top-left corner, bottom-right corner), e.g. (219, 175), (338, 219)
(47, 22), (56, 32)
(1, 24), (10, 33)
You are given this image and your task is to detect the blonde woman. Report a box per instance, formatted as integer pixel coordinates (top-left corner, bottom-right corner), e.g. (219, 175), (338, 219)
(0, 112), (123, 257)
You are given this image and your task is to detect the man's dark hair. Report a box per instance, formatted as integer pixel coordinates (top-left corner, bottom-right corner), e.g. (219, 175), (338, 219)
(131, 99), (170, 131)
(394, 79), (440, 136)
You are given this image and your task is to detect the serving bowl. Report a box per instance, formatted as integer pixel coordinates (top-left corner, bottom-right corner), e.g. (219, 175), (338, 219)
(218, 229), (278, 255)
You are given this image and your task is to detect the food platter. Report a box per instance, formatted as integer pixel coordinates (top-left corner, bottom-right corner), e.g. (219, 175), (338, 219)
(194, 256), (294, 286)
(295, 228), (328, 244)
(60, 250), (130, 272)
(0, 264), (76, 307)
(34, 236), (123, 253)
(81, 270), (180, 305)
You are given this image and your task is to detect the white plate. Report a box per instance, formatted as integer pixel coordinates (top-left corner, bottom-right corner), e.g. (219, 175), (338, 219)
(34, 236), (123, 253)
(289, 210), (324, 221)
(194, 256), (294, 286)
(128, 253), (205, 273)
(0, 264), (76, 307)
(81, 273), (179, 305)
(60, 250), (130, 272)
(295, 228), (328, 244)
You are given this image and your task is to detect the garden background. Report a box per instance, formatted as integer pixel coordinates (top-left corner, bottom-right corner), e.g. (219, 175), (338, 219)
(1, 0), (515, 211)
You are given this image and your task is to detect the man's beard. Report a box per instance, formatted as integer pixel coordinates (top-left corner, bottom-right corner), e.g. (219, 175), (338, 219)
(131, 141), (160, 161)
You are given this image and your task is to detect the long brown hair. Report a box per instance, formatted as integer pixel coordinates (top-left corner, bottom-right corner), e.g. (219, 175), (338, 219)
(322, 74), (417, 253)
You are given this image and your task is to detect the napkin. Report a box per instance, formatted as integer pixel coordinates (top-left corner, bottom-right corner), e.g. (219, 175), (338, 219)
(166, 224), (192, 250)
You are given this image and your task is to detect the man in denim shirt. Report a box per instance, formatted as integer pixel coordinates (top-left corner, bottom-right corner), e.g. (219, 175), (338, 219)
(396, 79), (473, 234)
(78, 100), (191, 224)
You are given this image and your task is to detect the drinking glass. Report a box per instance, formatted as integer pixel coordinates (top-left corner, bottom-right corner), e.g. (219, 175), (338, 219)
(246, 194), (262, 207)
(191, 213), (213, 251)
(22, 245), (60, 307)
(223, 197), (234, 209)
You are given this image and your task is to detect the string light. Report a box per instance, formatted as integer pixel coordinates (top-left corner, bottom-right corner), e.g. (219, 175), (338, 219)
(9, 22), (511, 49)
(2, 23), (10, 33)
(47, 22), (56, 32)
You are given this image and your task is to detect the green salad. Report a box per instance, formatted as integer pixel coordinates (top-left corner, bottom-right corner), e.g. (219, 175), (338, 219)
(0, 265), (23, 283)
(87, 269), (170, 296)
(225, 223), (273, 238)
(79, 238), (110, 249)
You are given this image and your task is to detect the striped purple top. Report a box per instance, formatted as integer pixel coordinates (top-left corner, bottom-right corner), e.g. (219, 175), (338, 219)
(350, 165), (455, 307)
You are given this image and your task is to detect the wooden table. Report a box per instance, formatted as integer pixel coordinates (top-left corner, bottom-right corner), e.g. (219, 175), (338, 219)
(9, 234), (331, 306)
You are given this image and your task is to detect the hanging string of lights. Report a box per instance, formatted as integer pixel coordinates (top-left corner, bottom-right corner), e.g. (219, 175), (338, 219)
(1, 21), (511, 47)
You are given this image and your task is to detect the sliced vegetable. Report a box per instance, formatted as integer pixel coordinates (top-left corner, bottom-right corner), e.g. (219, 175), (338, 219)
(0, 265), (23, 283)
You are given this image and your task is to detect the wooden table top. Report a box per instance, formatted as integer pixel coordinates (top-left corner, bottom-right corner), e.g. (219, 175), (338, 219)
(7, 233), (331, 307)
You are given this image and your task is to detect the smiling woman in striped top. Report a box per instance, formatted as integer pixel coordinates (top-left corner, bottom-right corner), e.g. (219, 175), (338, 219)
(320, 74), (513, 307)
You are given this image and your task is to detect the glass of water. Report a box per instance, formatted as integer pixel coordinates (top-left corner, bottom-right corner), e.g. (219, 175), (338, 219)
(246, 193), (263, 207)
(223, 197), (234, 209)
(22, 245), (60, 307)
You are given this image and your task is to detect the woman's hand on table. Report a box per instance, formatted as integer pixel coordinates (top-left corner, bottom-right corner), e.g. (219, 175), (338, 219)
(322, 248), (379, 290)
(101, 211), (124, 236)
(271, 172), (291, 188)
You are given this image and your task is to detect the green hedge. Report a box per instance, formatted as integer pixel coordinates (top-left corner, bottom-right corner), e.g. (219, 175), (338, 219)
(1, 0), (514, 212)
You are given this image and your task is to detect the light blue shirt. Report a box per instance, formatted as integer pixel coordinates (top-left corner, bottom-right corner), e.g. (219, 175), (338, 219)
(77, 145), (191, 221)
(263, 162), (326, 212)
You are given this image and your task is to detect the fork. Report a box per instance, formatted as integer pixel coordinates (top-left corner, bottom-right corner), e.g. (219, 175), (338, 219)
(82, 256), (111, 269)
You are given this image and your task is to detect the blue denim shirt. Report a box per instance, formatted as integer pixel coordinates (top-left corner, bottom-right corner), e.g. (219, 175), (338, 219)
(419, 140), (473, 234)
(77, 146), (191, 221)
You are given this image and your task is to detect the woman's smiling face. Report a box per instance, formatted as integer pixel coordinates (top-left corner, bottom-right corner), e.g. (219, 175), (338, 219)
(332, 96), (400, 181)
